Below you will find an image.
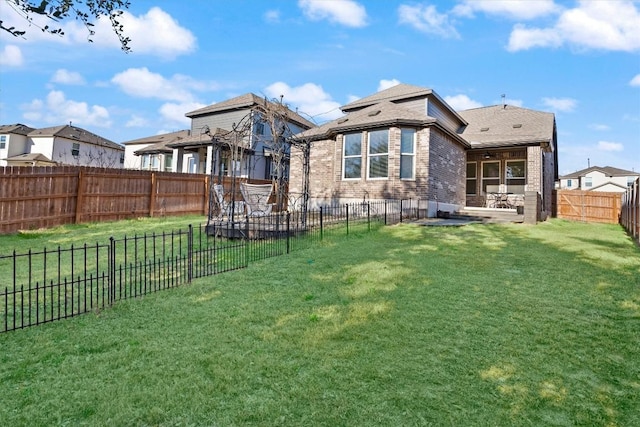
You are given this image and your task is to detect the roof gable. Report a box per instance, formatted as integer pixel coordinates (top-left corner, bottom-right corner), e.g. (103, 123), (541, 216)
(560, 165), (640, 179)
(29, 125), (123, 151)
(122, 129), (190, 146)
(458, 105), (555, 148)
(0, 123), (35, 135)
(341, 84), (434, 112)
(185, 93), (314, 129)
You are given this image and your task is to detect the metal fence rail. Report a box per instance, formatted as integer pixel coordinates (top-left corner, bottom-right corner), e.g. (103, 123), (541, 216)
(1, 200), (423, 333)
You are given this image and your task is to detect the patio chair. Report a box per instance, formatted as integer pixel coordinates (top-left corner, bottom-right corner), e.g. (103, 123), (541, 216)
(240, 183), (274, 217)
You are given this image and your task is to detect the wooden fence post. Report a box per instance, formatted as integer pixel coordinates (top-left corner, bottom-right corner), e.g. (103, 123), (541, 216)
(149, 172), (157, 218)
(75, 168), (85, 224)
(203, 175), (209, 216)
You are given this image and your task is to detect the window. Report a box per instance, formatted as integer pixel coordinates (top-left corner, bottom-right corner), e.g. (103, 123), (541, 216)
(566, 179), (572, 187)
(71, 143), (80, 157)
(150, 154), (159, 170)
(164, 154), (173, 172)
(584, 177), (593, 188)
(627, 176), (637, 187)
(119, 153), (124, 164)
(343, 133), (362, 179)
(0, 135), (6, 149)
(188, 157), (197, 174)
(368, 129), (388, 179)
(400, 129), (415, 180)
(482, 161), (500, 193)
(255, 122), (265, 135)
(506, 160), (525, 193)
(466, 162), (477, 195)
(141, 154), (150, 169)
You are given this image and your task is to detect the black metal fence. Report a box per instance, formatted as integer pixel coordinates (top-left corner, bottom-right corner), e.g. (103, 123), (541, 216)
(1, 199), (424, 333)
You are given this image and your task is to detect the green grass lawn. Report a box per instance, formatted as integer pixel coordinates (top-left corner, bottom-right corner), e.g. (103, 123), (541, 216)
(1, 219), (639, 426)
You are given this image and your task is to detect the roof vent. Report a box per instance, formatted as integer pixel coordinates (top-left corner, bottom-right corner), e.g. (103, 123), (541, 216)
(337, 118), (349, 124)
(367, 110), (381, 117)
(512, 124), (522, 128)
(480, 127), (489, 132)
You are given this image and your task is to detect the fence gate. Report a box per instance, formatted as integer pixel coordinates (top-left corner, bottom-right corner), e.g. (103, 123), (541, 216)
(555, 190), (622, 224)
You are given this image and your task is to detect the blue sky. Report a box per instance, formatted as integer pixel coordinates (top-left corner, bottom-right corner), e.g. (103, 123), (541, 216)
(1, 0), (638, 175)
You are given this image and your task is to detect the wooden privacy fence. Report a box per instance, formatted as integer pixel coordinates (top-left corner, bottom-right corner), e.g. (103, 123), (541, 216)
(555, 189), (622, 224)
(0, 166), (213, 234)
(620, 178), (639, 244)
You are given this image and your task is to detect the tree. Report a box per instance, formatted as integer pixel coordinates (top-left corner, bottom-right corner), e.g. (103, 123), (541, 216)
(1, 0), (132, 52)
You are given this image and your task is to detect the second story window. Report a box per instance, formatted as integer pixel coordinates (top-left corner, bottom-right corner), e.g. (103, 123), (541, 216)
(71, 143), (80, 158)
(367, 129), (388, 179)
(343, 132), (362, 179)
(400, 129), (415, 180)
(584, 177), (593, 188)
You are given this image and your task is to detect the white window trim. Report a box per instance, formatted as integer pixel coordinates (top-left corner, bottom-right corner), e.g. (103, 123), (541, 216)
(466, 161), (477, 195)
(481, 160), (501, 194)
(400, 128), (416, 180)
(367, 129), (389, 180)
(342, 133), (362, 180)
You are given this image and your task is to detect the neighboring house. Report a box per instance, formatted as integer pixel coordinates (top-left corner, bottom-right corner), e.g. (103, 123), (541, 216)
(0, 124), (36, 166)
(559, 166), (639, 192)
(122, 129), (190, 171)
(289, 84), (557, 217)
(0, 123), (124, 168)
(181, 93), (315, 178)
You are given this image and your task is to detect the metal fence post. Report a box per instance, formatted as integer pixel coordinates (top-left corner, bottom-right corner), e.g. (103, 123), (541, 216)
(367, 202), (371, 232)
(286, 212), (291, 254)
(187, 224), (193, 283)
(320, 207), (324, 240)
(400, 199), (404, 223)
(346, 204), (349, 236)
(384, 200), (387, 225)
(108, 237), (116, 306)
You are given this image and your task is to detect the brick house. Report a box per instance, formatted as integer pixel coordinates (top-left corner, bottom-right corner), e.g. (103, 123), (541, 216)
(289, 84), (557, 218)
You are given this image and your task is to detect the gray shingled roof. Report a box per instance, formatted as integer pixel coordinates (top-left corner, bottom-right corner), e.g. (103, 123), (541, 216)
(122, 129), (190, 146)
(458, 105), (555, 148)
(0, 123), (36, 135)
(185, 93), (315, 129)
(29, 125), (123, 151)
(560, 165), (640, 179)
(295, 101), (444, 142)
(3, 153), (57, 164)
(341, 84), (434, 112)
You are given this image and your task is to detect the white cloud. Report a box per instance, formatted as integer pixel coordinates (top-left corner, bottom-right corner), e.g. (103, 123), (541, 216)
(81, 7), (196, 58)
(111, 67), (218, 103)
(264, 10), (281, 23)
(398, 4), (460, 39)
(452, 0), (559, 20)
(508, 1), (640, 52)
(542, 97), (577, 112)
(630, 74), (640, 87)
(597, 141), (624, 152)
(589, 123), (611, 131)
(21, 90), (111, 127)
(0, 6), (195, 58)
(51, 69), (86, 85)
(159, 102), (206, 126)
(264, 82), (342, 122)
(298, 0), (368, 27)
(125, 115), (150, 128)
(0, 45), (23, 67)
(444, 94), (483, 111)
(378, 79), (401, 91)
